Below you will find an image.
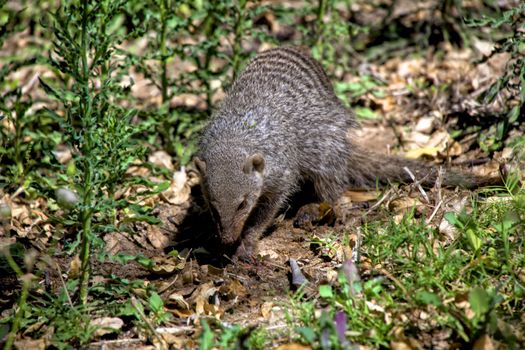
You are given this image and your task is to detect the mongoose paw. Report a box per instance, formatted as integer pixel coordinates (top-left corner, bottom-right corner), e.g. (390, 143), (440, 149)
(233, 242), (257, 264)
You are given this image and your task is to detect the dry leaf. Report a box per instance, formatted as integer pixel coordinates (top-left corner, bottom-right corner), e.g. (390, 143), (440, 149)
(161, 169), (190, 205)
(148, 150), (174, 171)
(150, 256), (186, 275)
(189, 282), (219, 317)
(68, 255), (81, 279)
(439, 195), (468, 241)
(90, 317), (124, 337)
(343, 190), (379, 202)
(388, 197), (424, 214)
(156, 326), (194, 347)
(219, 279), (247, 299)
(454, 292), (475, 320)
(52, 146), (72, 164)
(168, 293), (190, 310)
(146, 223), (170, 249)
(390, 341), (413, 350)
(404, 147), (439, 160)
(414, 116), (435, 134)
(258, 248), (279, 259)
(14, 338), (47, 350)
(260, 301), (273, 319)
(473, 334), (495, 350)
(427, 130), (452, 150)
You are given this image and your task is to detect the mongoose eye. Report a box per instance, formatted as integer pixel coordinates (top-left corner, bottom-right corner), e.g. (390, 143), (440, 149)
(237, 199), (248, 211)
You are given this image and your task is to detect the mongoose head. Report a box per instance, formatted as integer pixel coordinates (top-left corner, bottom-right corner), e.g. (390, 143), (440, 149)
(194, 151), (265, 245)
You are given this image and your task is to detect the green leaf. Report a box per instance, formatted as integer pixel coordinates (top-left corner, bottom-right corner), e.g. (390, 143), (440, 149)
(444, 212), (463, 228)
(493, 213), (516, 233)
(465, 228), (482, 252)
(469, 287), (490, 317)
(319, 285), (333, 299)
(118, 300), (141, 318)
(38, 77), (62, 100)
(149, 292), (164, 313)
(507, 106), (520, 124)
(297, 326), (316, 343)
(355, 107), (380, 120)
(415, 290), (442, 306)
(199, 320), (215, 350)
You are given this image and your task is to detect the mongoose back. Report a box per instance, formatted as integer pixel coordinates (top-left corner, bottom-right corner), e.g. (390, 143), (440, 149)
(195, 46), (500, 259)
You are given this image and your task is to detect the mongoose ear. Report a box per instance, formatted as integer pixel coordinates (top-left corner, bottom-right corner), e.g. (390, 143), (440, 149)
(243, 153), (265, 174)
(194, 157), (207, 175)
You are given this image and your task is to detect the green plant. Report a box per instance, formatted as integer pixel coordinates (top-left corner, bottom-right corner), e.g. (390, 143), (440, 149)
(286, 265), (392, 349)
(466, 4), (525, 152)
(198, 319), (268, 350)
(121, 0), (275, 164)
(40, 0), (151, 303)
(0, 1), (57, 189)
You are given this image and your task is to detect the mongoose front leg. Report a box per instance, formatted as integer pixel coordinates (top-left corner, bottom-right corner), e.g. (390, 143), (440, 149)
(234, 192), (286, 261)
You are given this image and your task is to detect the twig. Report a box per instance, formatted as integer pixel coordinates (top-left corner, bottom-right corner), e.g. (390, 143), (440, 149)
(88, 339), (144, 347)
(403, 167), (430, 203)
(131, 297), (168, 350)
(426, 199), (443, 224)
(378, 267), (408, 296)
(353, 227), (362, 263)
(157, 274), (179, 294)
(434, 166), (445, 204)
(54, 261), (74, 308)
(364, 188), (394, 216)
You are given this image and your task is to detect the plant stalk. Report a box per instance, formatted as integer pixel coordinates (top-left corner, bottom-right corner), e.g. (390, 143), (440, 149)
(78, 0), (94, 305)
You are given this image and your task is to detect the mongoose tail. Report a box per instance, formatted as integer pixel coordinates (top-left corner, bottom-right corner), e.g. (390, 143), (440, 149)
(348, 144), (503, 190)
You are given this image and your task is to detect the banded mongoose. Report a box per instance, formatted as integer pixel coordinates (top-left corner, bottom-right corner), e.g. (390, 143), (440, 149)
(195, 46), (499, 260)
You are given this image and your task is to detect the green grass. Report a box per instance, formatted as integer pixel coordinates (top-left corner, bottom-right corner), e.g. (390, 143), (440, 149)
(198, 181), (525, 349)
(278, 181), (525, 349)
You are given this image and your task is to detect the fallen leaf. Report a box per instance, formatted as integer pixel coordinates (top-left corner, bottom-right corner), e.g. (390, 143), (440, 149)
(439, 195), (468, 241)
(388, 196), (423, 212)
(391, 340), (414, 350)
(161, 169), (190, 205)
(404, 147), (439, 160)
(258, 248), (279, 259)
(343, 190), (379, 202)
(146, 223), (171, 249)
(219, 279), (247, 299)
(260, 301), (273, 319)
(189, 282), (220, 317)
(473, 334), (495, 350)
(68, 255), (81, 279)
(414, 116), (435, 134)
(148, 150), (174, 171)
(150, 256), (186, 275)
(168, 293), (190, 310)
(90, 317), (124, 337)
(14, 338), (47, 350)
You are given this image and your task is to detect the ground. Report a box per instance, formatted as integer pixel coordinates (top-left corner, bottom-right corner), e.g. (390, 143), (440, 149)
(1, 1), (524, 349)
